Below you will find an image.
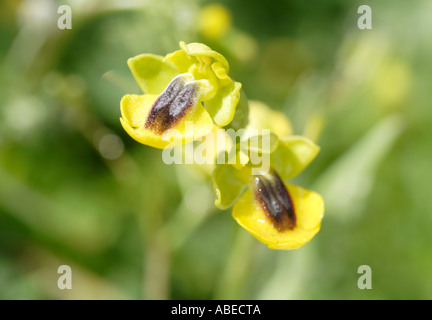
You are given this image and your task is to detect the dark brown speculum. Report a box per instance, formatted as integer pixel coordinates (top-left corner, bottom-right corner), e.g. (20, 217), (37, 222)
(254, 170), (296, 232)
(145, 75), (197, 134)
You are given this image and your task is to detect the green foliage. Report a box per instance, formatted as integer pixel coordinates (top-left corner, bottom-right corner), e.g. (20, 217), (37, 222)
(0, 0), (431, 300)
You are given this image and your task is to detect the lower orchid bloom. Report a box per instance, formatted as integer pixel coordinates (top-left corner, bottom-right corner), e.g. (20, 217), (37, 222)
(212, 101), (324, 250)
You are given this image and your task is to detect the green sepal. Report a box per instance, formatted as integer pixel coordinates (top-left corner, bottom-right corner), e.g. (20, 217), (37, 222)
(271, 136), (320, 181)
(127, 54), (179, 95)
(212, 164), (250, 210)
(226, 89), (249, 131)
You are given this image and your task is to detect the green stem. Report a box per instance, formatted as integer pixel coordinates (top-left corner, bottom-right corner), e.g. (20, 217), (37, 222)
(214, 225), (256, 299)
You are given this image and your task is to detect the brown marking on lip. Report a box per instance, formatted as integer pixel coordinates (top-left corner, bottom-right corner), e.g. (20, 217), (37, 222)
(145, 76), (197, 134)
(254, 170), (296, 232)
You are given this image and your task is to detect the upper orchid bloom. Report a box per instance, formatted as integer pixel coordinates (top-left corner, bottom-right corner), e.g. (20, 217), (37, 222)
(120, 41), (242, 149)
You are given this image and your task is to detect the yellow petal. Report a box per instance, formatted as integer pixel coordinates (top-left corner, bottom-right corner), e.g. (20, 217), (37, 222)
(127, 54), (179, 95)
(120, 92), (214, 149)
(232, 183), (324, 250)
(179, 41), (229, 71)
(204, 81), (242, 127)
(211, 61), (232, 86)
(164, 49), (193, 74)
(120, 93), (157, 128)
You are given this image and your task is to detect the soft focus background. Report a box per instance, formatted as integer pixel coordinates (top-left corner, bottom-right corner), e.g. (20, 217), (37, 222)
(0, 0), (431, 300)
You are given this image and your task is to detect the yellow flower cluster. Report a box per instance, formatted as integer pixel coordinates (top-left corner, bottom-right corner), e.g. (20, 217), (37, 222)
(120, 42), (324, 250)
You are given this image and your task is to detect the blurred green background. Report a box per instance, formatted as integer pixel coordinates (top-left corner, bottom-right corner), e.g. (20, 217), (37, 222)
(1, 0), (431, 300)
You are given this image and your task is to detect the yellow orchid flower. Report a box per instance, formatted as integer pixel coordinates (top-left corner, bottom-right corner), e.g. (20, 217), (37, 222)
(120, 42), (242, 149)
(212, 100), (324, 250)
(120, 40), (324, 251)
